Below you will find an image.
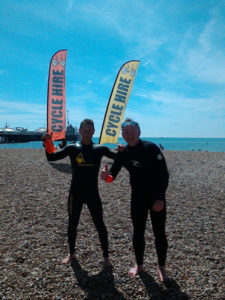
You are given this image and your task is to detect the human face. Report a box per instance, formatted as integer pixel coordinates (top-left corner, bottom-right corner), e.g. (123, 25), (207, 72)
(122, 124), (140, 147)
(79, 124), (95, 145)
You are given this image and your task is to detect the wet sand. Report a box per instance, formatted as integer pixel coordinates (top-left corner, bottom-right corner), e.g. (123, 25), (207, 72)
(0, 149), (224, 299)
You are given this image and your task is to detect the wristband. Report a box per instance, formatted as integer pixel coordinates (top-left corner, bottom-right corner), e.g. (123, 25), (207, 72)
(105, 174), (113, 183)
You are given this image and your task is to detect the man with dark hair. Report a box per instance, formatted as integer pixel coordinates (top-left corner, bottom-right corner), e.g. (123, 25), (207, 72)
(101, 118), (169, 282)
(43, 119), (116, 268)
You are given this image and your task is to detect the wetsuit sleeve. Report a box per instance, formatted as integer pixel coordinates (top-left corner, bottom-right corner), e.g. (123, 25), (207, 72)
(102, 146), (117, 159)
(45, 145), (71, 161)
(152, 146), (169, 201)
(109, 152), (123, 180)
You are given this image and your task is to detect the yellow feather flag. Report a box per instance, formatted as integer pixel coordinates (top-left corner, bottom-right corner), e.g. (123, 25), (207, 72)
(99, 60), (140, 145)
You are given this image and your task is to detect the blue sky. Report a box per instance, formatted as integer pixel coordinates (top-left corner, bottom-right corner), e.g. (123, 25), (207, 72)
(1, 0), (225, 137)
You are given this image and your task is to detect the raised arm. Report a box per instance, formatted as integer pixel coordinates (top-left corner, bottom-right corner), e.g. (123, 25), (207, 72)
(42, 134), (70, 161)
(45, 146), (70, 161)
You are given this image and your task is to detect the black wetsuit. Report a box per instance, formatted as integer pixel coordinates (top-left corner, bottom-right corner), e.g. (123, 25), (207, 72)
(46, 143), (116, 257)
(109, 139), (169, 266)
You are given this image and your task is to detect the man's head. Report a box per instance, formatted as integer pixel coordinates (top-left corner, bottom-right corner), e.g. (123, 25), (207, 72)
(121, 118), (140, 147)
(79, 119), (95, 145)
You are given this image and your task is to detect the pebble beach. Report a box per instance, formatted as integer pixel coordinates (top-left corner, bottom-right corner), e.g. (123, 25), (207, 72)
(0, 149), (224, 299)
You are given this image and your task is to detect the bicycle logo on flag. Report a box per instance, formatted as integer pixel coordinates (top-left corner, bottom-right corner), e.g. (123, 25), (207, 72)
(122, 65), (136, 77)
(52, 55), (66, 67)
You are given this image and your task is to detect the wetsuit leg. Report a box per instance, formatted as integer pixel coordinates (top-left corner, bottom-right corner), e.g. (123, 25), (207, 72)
(67, 193), (83, 254)
(150, 205), (168, 266)
(131, 200), (148, 265)
(87, 198), (109, 258)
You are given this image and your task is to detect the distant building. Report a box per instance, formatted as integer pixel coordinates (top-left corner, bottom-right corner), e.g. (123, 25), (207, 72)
(0, 127), (18, 133)
(15, 127), (28, 133)
(0, 123), (79, 143)
(34, 127), (46, 133)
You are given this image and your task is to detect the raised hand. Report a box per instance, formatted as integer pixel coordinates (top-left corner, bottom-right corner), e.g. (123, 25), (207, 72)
(42, 133), (55, 154)
(116, 144), (125, 152)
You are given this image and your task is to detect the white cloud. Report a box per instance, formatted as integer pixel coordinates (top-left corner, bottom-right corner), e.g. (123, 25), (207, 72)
(0, 100), (46, 129)
(169, 4), (225, 84)
(147, 90), (225, 115)
(1, 1), (224, 138)
(0, 100), (45, 114)
(124, 88), (225, 137)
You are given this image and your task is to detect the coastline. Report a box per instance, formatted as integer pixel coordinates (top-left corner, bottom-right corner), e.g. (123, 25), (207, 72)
(0, 149), (224, 299)
(0, 137), (225, 152)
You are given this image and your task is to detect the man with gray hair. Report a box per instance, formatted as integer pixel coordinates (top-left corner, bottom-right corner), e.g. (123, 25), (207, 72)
(101, 118), (169, 282)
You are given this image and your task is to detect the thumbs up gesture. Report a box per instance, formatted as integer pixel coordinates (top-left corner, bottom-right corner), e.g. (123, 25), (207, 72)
(100, 165), (113, 182)
(100, 165), (109, 180)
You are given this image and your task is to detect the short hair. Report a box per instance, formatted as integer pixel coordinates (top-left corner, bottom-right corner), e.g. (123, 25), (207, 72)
(79, 119), (95, 129)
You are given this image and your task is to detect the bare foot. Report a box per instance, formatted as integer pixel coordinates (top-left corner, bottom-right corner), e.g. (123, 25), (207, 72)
(158, 266), (169, 282)
(62, 253), (75, 264)
(128, 264), (144, 277)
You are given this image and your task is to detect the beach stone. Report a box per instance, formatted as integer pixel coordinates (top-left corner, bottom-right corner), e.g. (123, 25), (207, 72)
(0, 149), (224, 299)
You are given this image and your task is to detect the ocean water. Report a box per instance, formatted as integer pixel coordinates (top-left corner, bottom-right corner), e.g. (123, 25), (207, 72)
(0, 137), (225, 152)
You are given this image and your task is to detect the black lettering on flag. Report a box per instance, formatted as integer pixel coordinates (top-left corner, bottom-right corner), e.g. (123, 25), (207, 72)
(112, 104), (123, 111)
(52, 99), (63, 104)
(52, 125), (63, 132)
(52, 88), (63, 96)
(114, 94), (126, 103)
(52, 118), (63, 124)
(52, 105), (63, 110)
(52, 84), (63, 88)
(120, 77), (131, 84)
(53, 70), (64, 75)
(107, 122), (118, 129)
(109, 115), (120, 123)
(52, 111), (63, 118)
(52, 99), (63, 110)
(116, 90), (127, 96)
(106, 129), (116, 136)
(117, 83), (129, 92)
(52, 77), (63, 84)
(111, 110), (122, 116)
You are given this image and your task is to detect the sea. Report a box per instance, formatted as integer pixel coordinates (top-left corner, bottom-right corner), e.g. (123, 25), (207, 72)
(0, 137), (225, 152)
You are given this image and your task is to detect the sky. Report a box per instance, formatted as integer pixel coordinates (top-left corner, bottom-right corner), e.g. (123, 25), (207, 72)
(1, 0), (225, 138)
